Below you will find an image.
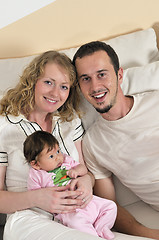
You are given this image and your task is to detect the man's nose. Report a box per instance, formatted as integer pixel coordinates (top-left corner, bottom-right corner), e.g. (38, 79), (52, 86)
(90, 77), (99, 92)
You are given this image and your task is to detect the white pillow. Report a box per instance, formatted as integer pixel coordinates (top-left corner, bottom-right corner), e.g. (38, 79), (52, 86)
(61, 28), (159, 69)
(121, 61), (159, 95)
(0, 55), (36, 95)
(105, 28), (159, 69)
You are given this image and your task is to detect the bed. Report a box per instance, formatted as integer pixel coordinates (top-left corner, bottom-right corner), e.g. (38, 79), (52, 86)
(0, 27), (159, 240)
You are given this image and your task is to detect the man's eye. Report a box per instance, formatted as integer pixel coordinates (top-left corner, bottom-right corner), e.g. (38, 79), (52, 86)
(98, 73), (105, 78)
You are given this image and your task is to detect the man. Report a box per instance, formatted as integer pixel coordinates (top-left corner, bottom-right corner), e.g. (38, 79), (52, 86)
(73, 41), (159, 239)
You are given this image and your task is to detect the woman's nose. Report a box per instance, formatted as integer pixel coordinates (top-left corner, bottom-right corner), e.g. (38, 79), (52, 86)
(50, 85), (59, 97)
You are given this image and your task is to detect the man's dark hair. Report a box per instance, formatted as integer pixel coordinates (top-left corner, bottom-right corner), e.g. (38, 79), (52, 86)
(24, 131), (59, 163)
(72, 41), (120, 76)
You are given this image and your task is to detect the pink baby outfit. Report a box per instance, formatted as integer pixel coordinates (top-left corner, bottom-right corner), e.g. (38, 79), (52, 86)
(28, 154), (117, 239)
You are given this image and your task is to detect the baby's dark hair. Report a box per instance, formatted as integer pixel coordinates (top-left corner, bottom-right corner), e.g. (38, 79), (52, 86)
(24, 131), (59, 163)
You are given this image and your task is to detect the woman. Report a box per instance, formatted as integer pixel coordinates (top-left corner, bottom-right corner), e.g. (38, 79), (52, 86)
(0, 51), (94, 240)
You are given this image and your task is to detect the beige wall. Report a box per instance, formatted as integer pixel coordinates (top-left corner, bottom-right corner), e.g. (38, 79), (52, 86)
(0, 0), (159, 58)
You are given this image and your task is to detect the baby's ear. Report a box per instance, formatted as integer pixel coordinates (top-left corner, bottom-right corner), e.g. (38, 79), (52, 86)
(30, 160), (40, 170)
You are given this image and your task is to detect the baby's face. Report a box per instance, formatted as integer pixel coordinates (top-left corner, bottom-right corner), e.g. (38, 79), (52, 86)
(38, 144), (64, 171)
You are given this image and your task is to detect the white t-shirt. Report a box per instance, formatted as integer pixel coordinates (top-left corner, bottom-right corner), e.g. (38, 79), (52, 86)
(83, 91), (159, 210)
(0, 114), (84, 193)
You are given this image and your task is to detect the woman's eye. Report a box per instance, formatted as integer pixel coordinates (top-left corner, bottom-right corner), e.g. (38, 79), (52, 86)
(61, 85), (69, 90)
(49, 155), (54, 158)
(44, 80), (52, 85)
(82, 77), (90, 82)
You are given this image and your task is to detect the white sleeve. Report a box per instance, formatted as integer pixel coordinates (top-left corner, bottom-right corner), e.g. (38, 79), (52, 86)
(0, 152), (8, 166)
(82, 134), (112, 179)
(72, 117), (85, 142)
(0, 118), (8, 166)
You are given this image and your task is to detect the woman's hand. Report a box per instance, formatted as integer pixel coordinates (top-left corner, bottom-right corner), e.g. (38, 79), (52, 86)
(69, 173), (93, 208)
(32, 185), (83, 214)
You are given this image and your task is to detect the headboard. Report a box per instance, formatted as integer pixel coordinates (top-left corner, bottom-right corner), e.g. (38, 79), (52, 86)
(0, 0), (159, 58)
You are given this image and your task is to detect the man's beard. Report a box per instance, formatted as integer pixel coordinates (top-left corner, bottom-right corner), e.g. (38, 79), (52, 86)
(95, 104), (112, 114)
(94, 79), (118, 114)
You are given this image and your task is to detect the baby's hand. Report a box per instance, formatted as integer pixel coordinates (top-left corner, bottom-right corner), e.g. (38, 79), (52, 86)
(67, 169), (78, 179)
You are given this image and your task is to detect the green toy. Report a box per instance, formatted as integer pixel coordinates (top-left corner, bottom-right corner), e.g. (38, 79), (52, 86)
(48, 166), (71, 186)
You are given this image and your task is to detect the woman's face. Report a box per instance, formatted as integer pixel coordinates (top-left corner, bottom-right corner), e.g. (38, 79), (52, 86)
(34, 62), (71, 114)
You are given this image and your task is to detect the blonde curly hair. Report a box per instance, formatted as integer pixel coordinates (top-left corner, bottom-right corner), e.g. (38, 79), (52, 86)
(0, 51), (81, 121)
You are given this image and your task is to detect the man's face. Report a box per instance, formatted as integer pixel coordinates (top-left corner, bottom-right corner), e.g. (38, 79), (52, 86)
(75, 50), (122, 114)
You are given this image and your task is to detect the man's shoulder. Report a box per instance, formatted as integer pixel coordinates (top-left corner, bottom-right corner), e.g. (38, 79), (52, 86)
(133, 90), (159, 104)
(83, 116), (101, 140)
(134, 90), (159, 98)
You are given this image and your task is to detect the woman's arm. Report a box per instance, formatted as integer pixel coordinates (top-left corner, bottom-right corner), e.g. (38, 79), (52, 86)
(74, 139), (95, 185)
(74, 139), (95, 184)
(68, 139), (94, 206)
(0, 187), (85, 214)
(0, 166), (84, 214)
(74, 139), (85, 165)
(67, 139), (88, 178)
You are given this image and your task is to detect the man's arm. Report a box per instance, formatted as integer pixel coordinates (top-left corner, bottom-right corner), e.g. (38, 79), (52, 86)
(93, 177), (159, 239)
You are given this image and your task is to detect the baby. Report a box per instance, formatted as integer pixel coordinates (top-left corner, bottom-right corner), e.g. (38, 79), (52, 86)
(24, 130), (117, 239)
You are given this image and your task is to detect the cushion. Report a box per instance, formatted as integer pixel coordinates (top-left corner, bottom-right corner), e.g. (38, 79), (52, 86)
(121, 61), (159, 95)
(0, 55), (36, 95)
(61, 28), (159, 68)
(105, 28), (159, 69)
